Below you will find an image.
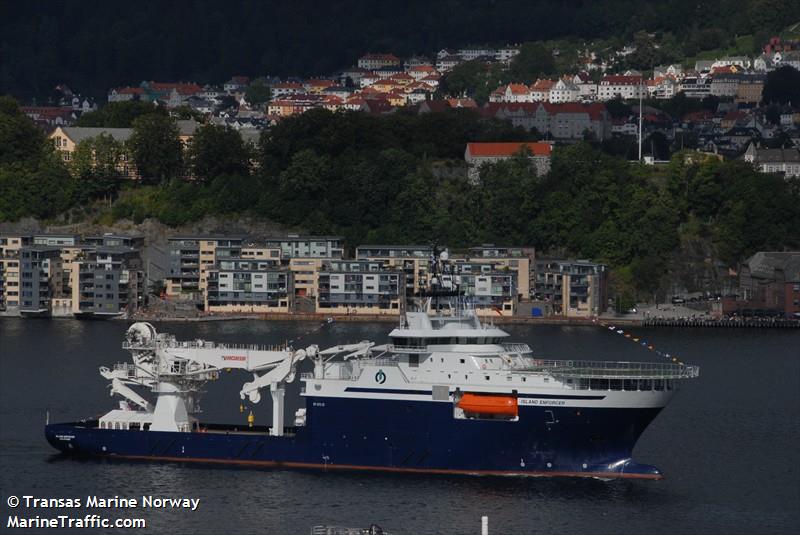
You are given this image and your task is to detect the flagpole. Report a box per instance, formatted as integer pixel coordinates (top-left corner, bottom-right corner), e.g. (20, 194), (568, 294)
(638, 80), (643, 161)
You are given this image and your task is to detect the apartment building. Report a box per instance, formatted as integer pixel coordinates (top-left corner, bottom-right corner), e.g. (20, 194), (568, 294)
(451, 262), (518, 316)
(357, 53), (401, 70)
(482, 102), (611, 141)
(0, 235), (32, 311)
(1, 234), (145, 317)
(356, 245), (433, 299)
(32, 234), (80, 247)
(289, 257), (325, 297)
(241, 245), (282, 261)
(317, 260), (404, 315)
(463, 247), (532, 299)
(84, 233), (145, 249)
(264, 235), (344, 259)
(166, 236), (244, 297)
(533, 259), (608, 317)
(70, 247), (144, 317)
(19, 246), (64, 316)
(597, 75), (645, 100)
(205, 258), (292, 313)
(734, 75), (765, 105)
(710, 73), (744, 98)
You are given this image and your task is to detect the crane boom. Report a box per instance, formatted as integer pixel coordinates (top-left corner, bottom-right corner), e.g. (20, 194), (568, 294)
(102, 322), (355, 436)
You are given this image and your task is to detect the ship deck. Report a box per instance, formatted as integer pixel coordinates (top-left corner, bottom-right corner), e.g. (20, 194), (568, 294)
(71, 419), (300, 437)
(531, 360), (700, 380)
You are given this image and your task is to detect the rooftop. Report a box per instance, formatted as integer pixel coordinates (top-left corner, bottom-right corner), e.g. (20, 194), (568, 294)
(266, 235), (343, 242)
(745, 251), (800, 281)
(58, 127), (133, 143)
(466, 142), (552, 157)
(169, 235), (248, 241)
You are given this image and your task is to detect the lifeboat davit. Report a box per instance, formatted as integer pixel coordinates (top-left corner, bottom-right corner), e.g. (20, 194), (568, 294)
(457, 393), (518, 417)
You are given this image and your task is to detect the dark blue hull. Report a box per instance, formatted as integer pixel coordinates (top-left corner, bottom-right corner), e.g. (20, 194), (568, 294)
(45, 397), (664, 479)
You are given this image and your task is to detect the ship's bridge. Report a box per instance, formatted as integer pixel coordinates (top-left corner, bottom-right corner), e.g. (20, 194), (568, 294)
(388, 311), (510, 348)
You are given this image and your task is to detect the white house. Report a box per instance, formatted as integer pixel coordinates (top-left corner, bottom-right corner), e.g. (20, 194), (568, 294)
(572, 73), (597, 99)
(489, 84), (533, 103)
(743, 142), (800, 178)
(549, 79), (580, 103)
(597, 75), (645, 100)
(495, 46), (521, 63)
(465, 142), (553, 183)
(712, 57), (751, 70)
(457, 46), (496, 61)
(435, 55), (462, 73)
(653, 64), (684, 78)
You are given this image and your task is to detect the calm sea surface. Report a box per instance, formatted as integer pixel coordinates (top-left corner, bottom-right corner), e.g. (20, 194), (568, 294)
(1, 318), (798, 534)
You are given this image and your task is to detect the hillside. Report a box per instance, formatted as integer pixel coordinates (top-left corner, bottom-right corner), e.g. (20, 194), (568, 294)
(3, 0), (799, 100)
(2, 100), (799, 302)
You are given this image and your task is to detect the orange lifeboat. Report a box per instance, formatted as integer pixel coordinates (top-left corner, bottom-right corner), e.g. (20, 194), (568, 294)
(457, 393), (518, 418)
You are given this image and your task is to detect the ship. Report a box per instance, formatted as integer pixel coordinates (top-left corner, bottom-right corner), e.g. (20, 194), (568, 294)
(45, 253), (700, 480)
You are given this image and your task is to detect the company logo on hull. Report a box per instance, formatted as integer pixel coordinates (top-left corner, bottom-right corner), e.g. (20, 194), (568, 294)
(375, 370), (386, 384)
(222, 355), (247, 361)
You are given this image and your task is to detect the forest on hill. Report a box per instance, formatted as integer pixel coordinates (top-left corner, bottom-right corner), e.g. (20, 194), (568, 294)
(3, 0), (799, 100)
(2, 98), (799, 302)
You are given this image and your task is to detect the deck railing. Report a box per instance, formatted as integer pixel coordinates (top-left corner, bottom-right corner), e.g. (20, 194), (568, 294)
(123, 339), (290, 353)
(502, 343), (533, 354)
(530, 359), (700, 380)
(387, 344), (431, 353)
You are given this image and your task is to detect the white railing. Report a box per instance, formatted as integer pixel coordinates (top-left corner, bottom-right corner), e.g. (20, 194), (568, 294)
(502, 343), (533, 354)
(529, 360), (700, 380)
(123, 340), (289, 352)
(387, 344), (431, 354)
(112, 362), (138, 377)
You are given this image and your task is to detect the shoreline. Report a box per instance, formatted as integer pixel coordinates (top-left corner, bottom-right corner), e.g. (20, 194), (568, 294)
(3, 312), (798, 328)
(123, 313), (800, 328)
(125, 312), (643, 326)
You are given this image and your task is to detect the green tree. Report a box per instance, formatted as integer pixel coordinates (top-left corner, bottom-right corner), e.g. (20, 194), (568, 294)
(171, 106), (204, 121)
(762, 66), (800, 105)
(266, 148), (334, 226)
(70, 133), (124, 178)
(644, 131), (670, 160)
(471, 148), (541, 244)
(77, 100), (164, 128)
(69, 133), (125, 202)
(441, 60), (484, 96)
(0, 157), (72, 221)
(627, 31), (662, 70)
(765, 105), (781, 125)
(128, 114), (183, 184)
(245, 82), (271, 106)
(0, 95), (47, 167)
(187, 124), (251, 183)
(605, 97), (631, 118)
(509, 42), (556, 83)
